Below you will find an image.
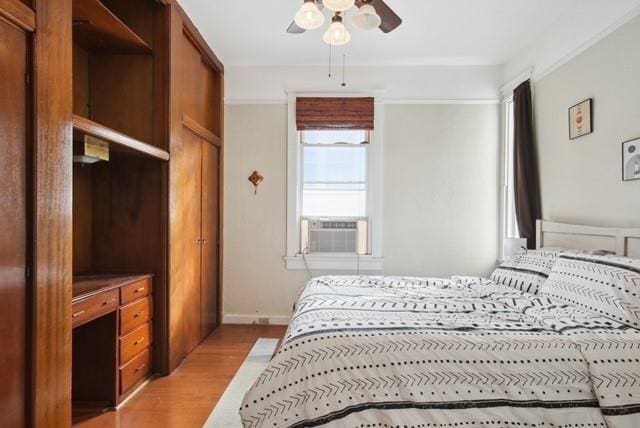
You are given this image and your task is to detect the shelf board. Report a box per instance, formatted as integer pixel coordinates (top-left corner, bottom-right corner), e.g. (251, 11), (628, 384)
(72, 0), (152, 54)
(73, 115), (169, 161)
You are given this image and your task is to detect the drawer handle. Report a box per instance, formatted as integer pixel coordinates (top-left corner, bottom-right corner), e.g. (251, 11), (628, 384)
(103, 298), (116, 306)
(134, 363), (146, 373)
(72, 310), (85, 318)
(134, 287), (146, 293)
(134, 337), (145, 346)
(133, 311), (145, 319)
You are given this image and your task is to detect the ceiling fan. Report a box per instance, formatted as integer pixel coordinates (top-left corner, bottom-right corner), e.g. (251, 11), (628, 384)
(288, 0), (402, 46)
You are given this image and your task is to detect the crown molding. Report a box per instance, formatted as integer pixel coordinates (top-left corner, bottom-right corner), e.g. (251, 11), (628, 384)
(536, 4), (640, 82)
(503, 4), (640, 88)
(225, 98), (287, 105)
(225, 97), (500, 106)
(382, 98), (500, 105)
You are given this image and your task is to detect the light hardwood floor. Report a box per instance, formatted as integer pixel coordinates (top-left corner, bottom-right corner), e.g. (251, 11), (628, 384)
(74, 324), (287, 428)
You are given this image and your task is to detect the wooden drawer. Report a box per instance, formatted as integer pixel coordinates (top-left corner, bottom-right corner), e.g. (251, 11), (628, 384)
(72, 289), (119, 328)
(120, 277), (152, 305)
(120, 296), (151, 335)
(119, 348), (151, 395)
(120, 322), (152, 364)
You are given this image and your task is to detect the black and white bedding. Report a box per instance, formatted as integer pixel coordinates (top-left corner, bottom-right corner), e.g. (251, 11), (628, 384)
(241, 271), (640, 427)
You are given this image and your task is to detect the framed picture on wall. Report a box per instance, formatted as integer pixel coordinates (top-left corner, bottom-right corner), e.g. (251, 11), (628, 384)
(569, 98), (593, 140)
(623, 138), (640, 182)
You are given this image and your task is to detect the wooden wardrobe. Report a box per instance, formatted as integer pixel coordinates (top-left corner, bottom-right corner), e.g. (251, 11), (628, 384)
(0, 0), (224, 425)
(168, 6), (224, 368)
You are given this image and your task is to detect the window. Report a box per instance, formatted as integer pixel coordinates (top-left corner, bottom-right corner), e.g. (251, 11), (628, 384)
(285, 95), (383, 270)
(501, 98), (520, 258)
(301, 130), (369, 218)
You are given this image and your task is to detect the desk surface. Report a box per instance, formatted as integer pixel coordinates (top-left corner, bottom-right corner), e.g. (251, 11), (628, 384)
(73, 274), (153, 302)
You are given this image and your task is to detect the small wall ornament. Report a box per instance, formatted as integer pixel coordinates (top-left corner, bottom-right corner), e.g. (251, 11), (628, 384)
(622, 138), (640, 182)
(569, 98), (593, 140)
(248, 170), (264, 194)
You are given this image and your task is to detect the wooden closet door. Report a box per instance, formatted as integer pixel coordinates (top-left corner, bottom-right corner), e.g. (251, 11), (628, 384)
(181, 129), (203, 354)
(0, 19), (28, 428)
(200, 141), (220, 340)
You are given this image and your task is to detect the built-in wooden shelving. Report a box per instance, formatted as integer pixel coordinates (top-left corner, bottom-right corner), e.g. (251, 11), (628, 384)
(72, 0), (152, 54)
(73, 115), (169, 161)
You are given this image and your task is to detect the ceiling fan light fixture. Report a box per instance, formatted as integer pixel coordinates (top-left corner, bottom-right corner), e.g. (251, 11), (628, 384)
(294, 0), (325, 30)
(323, 14), (351, 46)
(353, 3), (381, 30)
(323, 0), (355, 12)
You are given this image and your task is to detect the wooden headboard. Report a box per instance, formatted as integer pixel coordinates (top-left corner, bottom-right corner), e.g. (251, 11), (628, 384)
(536, 220), (640, 258)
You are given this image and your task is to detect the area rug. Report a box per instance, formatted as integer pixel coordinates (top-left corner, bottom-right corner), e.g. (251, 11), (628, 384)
(203, 338), (279, 428)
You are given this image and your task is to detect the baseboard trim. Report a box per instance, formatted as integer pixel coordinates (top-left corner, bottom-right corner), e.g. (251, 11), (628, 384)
(222, 314), (290, 326)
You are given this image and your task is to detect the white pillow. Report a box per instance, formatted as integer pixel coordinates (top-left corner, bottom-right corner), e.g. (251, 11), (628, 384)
(490, 248), (558, 294)
(540, 253), (640, 328)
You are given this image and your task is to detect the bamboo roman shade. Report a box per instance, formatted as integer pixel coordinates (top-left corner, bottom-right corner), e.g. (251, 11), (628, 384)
(296, 97), (374, 130)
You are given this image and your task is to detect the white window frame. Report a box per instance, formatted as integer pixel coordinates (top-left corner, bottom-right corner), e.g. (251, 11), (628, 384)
(499, 96), (520, 260)
(285, 92), (384, 270)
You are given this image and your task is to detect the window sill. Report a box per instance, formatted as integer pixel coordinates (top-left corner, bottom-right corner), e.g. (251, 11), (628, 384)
(284, 254), (384, 271)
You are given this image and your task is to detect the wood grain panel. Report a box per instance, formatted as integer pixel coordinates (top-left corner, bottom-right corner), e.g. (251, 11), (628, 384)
(71, 0), (151, 54)
(0, 0), (35, 31)
(71, 289), (118, 328)
(72, 312), (118, 408)
(0, 17), (27, 428)
(182, 128), (203, 354)
(167, 0), (224, 372)
(167, 1), (185, 371)
(120, 296), (151, 335)
(72, 44), (90, 117)
(72, 115), (169, 160)
(90, 54), (154, 144)
(181, 31), (219, 137)
(91, 154), (164, 276)
(32, 0), (73, 425)
(119, 348), (150, 394)
(99, 0), (155, 47)
(72, 164), (93, 274)
(120, 322), (152, 364)
(120, 276), (151, 305)
(200, 141), (219, 339)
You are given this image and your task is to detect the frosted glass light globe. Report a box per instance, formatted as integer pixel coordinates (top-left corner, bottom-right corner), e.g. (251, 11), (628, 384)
(352, 4), (381, 30)
(323, 20), (351, 46)
(323, 0), (355, 12)
(295, 1), (325, 30)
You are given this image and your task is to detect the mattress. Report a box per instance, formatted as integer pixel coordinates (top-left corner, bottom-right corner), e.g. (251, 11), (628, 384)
(240, 275), (640, 428)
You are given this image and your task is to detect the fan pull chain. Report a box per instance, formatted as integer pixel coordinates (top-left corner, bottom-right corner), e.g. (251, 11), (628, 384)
(328, 42), (332, 78)
(341, 53), (347, 87)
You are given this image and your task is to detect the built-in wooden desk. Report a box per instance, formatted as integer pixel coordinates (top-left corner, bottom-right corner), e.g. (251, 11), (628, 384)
(72, 274), (153, 418)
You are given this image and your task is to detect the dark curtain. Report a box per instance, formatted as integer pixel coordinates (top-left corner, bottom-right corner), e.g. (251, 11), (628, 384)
(513, 80), (541, 249)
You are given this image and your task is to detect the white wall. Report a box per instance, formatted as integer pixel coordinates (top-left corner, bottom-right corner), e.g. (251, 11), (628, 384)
(223, 103), (500, 322)
(383, 105), (500, 277)
(533, 15), (640, 228)
(503, 1), (640, 84)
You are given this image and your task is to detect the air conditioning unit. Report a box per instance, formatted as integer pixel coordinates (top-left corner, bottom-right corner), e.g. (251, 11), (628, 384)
(301, 218), (368, 255)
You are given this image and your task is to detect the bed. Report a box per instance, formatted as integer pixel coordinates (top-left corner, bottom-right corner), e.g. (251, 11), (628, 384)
(240, 221), (640, 428)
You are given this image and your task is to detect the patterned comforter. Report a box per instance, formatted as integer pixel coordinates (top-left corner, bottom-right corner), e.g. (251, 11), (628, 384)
(240, 276), (640, 428)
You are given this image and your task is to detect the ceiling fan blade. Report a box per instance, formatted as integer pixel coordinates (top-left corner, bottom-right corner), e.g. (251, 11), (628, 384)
(287, 0), (325, 34)
(355, 0), (402, 33)
(287, 21), (306, 34)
